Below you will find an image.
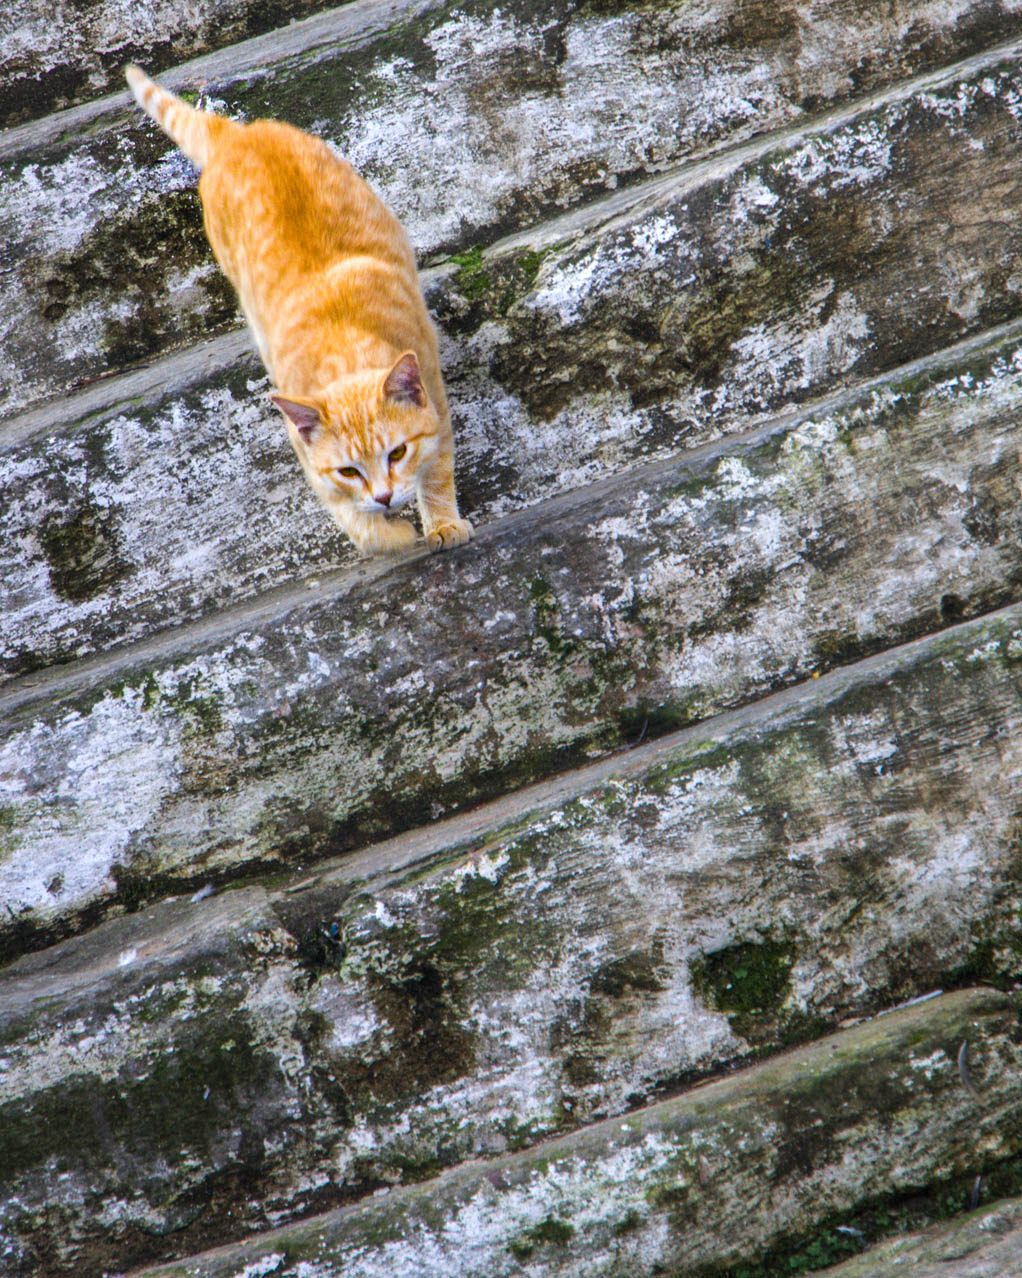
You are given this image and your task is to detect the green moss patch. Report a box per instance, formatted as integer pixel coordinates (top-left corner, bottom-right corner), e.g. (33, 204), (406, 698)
(942, 926), (1022, 990)
(0, 1014), (279, 1181)
(508, 1214), (575, 1258)
(39, 500), (132, 603)
(436, 243), (553, 335)
(706, 1153), (1022, 1278)
(449, 245), (491, 299)
(690, 934), (798, 1043)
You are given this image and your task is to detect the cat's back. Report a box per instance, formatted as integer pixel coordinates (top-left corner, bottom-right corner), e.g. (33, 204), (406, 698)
(200, 117), (412, 272)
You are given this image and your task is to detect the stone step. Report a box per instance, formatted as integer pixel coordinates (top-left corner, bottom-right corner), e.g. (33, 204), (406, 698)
(7, 7), (1022, 1277)
(9, 0), (1019, 131)
(94, 991), (1022, 1277)
(7, 214), (1022, 676)
(4, 603), (1022, 1270)
(6, 293), (1022, 951)
(818, 1196), (1022, 1277)
(1, 0), (346, 127)
(451, 34), (1022, 443)
(9, 33), (1022, 675)
(6, 8), (1022, 417)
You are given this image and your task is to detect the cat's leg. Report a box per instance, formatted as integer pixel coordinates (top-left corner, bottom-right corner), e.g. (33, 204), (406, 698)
(417, 446), (473, 551)
(237, 295), (272, 370)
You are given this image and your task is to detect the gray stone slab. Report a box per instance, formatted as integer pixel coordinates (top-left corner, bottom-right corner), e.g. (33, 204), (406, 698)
(6, 5), (1022, 415)
(453, 39), (1022, 444)
(4, 604), (1022, 1270)
(0, 0), (347, 127)
(112, 991), (1022, 1278)
(6, 310), (1022, 948)
(10, 36), (1022, 677)
(6, 240), (1022, 678)
(818, 1196), (1022, 1277)
(6, 6), (1022, 1276)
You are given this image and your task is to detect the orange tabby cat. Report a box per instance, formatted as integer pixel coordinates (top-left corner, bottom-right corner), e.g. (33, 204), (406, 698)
(125, 65), (472, 556)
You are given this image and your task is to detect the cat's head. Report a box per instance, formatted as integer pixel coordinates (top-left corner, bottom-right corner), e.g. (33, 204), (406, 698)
(271, 352), (438, 513)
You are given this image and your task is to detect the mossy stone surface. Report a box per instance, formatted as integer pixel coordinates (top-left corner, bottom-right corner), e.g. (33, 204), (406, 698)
(6, 4), (1022, 1274)
(120, 990), (1022, 1278)
(8, 2), (1022, 415)
(0, 0), (349, 127)
(814, 1195), (1022, 1277)
(6, 319), (1022, 952)
(10, 84), (1022, 679)
(452, 57), (1022, 443)
(689, 934), (798, 1044)
(6, 604), (1022, 1271)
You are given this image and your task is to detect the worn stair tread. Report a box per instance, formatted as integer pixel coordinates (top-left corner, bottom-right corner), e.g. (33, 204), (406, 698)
(449, 36), (1022, 443)
(101, 989), (1022, 1278)
(5, 282), (1022, 947)
(0, 0), (420, 150)
(818, 1195), (1022, 1277)
(6, 294), (1022, 681)
(7, 8), (1022, 416)
(5, 604), (1022, 1270)
(9, 32), (1022, 672)
(6, 8), (1022, 1275)
(8, 0), (1020, 135)
(0, 0), (352, 128)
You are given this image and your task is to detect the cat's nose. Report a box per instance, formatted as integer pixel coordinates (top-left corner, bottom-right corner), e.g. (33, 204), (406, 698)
(375, 491), (392, 507)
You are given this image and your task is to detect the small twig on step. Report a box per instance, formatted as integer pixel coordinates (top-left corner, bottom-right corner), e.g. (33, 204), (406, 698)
(958, 1040), (983, 1103)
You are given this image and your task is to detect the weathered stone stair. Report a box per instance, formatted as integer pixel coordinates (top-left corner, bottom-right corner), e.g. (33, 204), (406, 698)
(4, 1), (1022, 1275)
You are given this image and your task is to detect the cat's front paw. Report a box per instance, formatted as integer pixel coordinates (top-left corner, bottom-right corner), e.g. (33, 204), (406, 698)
(356, 516), (417, 556)
(425, 518), (474, 552)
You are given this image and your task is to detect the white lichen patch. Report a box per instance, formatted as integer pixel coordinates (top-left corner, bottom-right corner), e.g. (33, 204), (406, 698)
(5, 147), (145, 255)
(2, 0), (272, 107)
(0, 694), (183, 921)
(0, 971), (227, 1095)
(236, 1254), (285, 1277)
(447, 848), (511, 892)
(0, 376), (330, 677)
(321, 1115), (764, 1277)
(643, 763), (746, 862)
(728, 175), (781, 224)
(784, 115), (894, 194)
(0, 126), (204, 414)
(338, 5), (793, 255)
(723, 292), (873, 410)
(312, 982), (382, 1055)
(964, 638), (1004, 665)
(893, 827), (986, 894)
(240, 968), (308, 1084)
(908, 1048), (950, 1078)
(526, 246), (612, 327)
(834, 711), (900, 772)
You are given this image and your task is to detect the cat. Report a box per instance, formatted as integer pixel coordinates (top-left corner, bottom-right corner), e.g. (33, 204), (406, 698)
(125, 65), (473, 556)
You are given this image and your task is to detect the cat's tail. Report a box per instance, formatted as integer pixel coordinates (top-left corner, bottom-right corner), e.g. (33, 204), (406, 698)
(125, 65), (235, 170)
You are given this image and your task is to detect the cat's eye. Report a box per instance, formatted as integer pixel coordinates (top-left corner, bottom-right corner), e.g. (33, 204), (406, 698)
(337, 466), (361, 479)
(389, 444), (407, 463)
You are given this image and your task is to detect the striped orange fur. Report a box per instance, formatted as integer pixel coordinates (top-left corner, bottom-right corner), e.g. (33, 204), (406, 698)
(125, 65), (472, 555)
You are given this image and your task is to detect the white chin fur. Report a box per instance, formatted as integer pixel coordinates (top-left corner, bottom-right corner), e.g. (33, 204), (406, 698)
(363, 502), (404, 515)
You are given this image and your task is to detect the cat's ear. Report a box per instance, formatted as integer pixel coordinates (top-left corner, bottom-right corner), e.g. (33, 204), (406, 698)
(383, 352), (427, 408)
(270, 393), (325, 442)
